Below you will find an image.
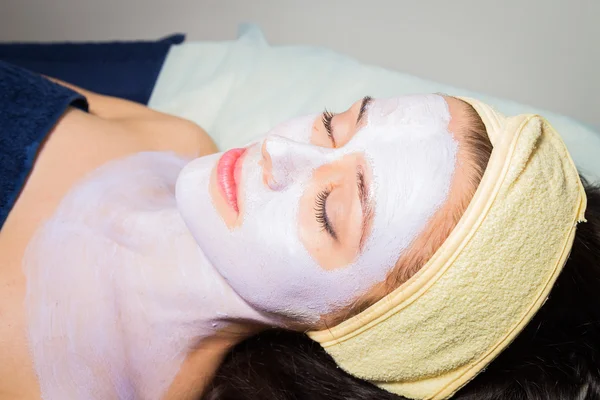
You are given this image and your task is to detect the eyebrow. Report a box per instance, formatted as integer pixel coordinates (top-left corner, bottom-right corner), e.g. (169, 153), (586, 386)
(357, 167), (374, 251)
(356, 96), (373, 126)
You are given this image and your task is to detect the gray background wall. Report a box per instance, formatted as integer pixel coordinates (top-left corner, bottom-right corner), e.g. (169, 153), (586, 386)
(1, 0), (598, 129)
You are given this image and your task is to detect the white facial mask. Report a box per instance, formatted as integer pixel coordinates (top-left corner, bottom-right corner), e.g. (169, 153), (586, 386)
(177, 94), (458, 323)
(24, 153), (274, 399)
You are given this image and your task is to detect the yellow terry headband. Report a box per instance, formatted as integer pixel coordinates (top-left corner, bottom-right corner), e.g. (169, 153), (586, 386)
(307, 97), (588, 399)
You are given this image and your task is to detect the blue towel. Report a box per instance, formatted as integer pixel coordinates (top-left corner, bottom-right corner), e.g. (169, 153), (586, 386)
(0, 61), (88, 229)
(0, 34), (184, 104)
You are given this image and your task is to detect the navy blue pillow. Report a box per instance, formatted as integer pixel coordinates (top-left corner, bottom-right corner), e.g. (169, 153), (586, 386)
(0, 34), (185, 105)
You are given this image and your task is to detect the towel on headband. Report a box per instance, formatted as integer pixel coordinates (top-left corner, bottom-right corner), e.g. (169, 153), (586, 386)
(0, 61), (88, 229)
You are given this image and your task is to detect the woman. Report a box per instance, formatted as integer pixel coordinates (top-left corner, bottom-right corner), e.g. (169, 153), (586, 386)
(0, 60), (596, 400)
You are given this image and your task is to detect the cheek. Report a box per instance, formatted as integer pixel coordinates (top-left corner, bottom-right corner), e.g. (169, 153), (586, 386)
(243, 184), (306, 253)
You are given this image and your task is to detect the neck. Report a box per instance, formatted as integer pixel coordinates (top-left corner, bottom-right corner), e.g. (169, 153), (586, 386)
(24, 152), (273, 400)
(135, 206), (271, 399)
(134, 206), (269, 400)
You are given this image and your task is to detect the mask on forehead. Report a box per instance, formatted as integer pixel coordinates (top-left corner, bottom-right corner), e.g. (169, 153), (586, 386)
(177, 94), (458, 323)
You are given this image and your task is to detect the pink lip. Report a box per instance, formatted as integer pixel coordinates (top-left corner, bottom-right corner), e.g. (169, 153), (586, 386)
(217, 148), (247, 213)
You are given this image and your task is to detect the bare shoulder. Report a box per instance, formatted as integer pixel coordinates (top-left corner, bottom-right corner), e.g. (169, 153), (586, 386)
(121, 113), (219, 158)
(47, 76), (219, 158)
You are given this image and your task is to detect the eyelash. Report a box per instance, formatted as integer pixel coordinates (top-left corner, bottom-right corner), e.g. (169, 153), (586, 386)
(321, 110), (336, 146)
(357, 169), (366, 200)
(315, 188), (337, 240)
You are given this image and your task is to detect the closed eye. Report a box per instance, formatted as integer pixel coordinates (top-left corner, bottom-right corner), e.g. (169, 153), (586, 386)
(322, 110), (336, 147)
(315, 187), (337, 240)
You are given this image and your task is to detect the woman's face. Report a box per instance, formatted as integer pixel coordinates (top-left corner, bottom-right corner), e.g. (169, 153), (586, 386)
(177, 94), (460, 323)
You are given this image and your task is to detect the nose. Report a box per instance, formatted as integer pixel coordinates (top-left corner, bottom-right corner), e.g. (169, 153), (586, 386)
(261, 135), (331, 190)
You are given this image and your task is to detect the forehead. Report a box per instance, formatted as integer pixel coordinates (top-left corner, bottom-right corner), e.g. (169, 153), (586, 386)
(344, 94), (453, 152)
(370, 95), (450, 124)
(350, 94), (458, 255)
